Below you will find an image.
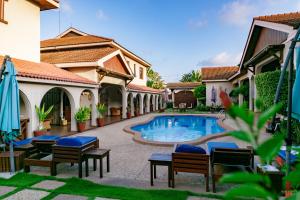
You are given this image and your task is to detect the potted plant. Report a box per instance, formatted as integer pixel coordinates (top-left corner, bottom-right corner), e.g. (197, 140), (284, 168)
(75, 106), (91, 132)
(96, 103), (107, 127)
(34, 104), (54, 136)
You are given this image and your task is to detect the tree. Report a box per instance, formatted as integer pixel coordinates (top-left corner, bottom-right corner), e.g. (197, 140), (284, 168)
(146, 68), (164, 89)
(193, 85), (206, 104)
(180, 70), (201, 82)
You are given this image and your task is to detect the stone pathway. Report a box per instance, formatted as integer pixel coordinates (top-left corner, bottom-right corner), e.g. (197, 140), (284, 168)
(51, 194), (88, 200)
(3, 189), (49, 200)
(0, 186), (16, 196)
(32, 180), (65, 190)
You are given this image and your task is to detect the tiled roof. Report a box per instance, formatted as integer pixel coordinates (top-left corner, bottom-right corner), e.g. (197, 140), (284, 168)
(201, 66), (239, 81)
(127, 83), (162, 94)
(0, 56), (96, 85)
(166, 82), (201, 89)
(41, 35), (113, 48)
(254, 11), (300, 27)
(41, 46), (118, 64)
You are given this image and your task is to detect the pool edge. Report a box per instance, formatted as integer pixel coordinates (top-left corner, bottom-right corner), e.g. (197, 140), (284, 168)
(123, 113), (234, 147)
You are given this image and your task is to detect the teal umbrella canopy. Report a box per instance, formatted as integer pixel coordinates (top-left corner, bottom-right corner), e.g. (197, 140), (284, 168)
(292, 47), (300, 121)
(0, 57), (20, 142)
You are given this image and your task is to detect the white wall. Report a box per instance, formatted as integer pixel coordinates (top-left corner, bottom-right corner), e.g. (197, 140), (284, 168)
(205, 81), (234, 106)
(124, 56), (147, 86)
(0, 0), (40, 62)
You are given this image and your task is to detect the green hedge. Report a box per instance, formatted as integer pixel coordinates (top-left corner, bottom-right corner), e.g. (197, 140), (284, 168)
(255, 70), (300, 144)
(255, 70), (288, 114)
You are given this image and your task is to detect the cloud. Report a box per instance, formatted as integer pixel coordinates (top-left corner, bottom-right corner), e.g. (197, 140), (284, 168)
(197, 52), (242, 67)
(60, 0), (73, 14)
(220, 0), (300, 28)
(96, 9), (108, 21)
(188, 19), (207, 29)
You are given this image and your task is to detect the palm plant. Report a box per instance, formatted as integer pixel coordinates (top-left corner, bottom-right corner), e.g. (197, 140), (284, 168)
(35, 104), (53, 130)
(180, 70), (201, 82)
(96, 103), (107, 118)
(75, 107), (91, 123)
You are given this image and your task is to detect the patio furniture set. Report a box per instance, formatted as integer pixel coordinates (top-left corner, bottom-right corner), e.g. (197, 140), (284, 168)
(149, 142), (290, 192)
(0, 135), (111, 179)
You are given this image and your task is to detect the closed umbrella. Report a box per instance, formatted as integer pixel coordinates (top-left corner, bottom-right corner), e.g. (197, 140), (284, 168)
(211, 86), (216, 104)
(292, 47), (300, 121)
(0, 56), (20, 173)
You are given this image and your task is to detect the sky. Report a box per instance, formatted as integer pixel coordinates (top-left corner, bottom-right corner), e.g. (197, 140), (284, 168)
(41, 0), (300, 82)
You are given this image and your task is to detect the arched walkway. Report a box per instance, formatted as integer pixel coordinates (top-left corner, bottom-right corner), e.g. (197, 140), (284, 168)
(127, 93), (134, 118)
(80, 89), (96, 128)
(19, 90), (31, 139)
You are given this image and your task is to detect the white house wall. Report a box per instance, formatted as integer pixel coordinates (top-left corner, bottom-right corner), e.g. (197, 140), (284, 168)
(19, 81), (98, 137)
(124, 56), (147, 86)
(0, 0), (40, 62)
(205, 81), (234, 106)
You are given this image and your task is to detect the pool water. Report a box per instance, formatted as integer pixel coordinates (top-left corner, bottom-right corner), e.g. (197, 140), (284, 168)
(131, 115), (225, 142)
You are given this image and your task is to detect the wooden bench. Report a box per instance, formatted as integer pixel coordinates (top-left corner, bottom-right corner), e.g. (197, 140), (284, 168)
(84, 148), (110, 178)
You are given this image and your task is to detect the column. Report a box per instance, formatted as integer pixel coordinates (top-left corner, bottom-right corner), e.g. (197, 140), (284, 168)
(139, 94), (144, 115)
(146, 95), (150, 113)
(249, 77), (254, 111)
(122, 86), (127, 119)
(130, 94), (134, 116)
(238, 81), (243, 106)
(91, 89), (98, 126)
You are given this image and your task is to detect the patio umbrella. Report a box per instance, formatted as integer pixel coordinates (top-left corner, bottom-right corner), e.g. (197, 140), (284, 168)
(211, 87), (216, 104)
(292, 46), (300, 121)
(0, 55), (20, 173)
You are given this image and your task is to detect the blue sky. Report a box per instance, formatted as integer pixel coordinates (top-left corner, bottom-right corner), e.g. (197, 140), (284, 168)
(41, 0), (300, 82)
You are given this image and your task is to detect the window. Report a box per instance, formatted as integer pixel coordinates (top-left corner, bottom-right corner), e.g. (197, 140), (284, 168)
(133, 64), (136, 77)
(0, 0), (7, 24)
(139, 67), (144, 79)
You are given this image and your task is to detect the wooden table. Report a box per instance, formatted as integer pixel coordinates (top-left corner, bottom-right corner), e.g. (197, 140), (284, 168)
(148, 153), (172, 187)
(84, 149), (110, 178)
(0, 151), (25, 172)
(257, 164), (284, 194)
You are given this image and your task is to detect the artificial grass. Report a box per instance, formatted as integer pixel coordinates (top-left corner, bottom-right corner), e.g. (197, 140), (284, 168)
(0, 173), (207, 200)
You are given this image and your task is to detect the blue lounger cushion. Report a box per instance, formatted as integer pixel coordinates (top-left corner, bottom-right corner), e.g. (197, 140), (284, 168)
(175, 144), (206, 154)
(14, 138), (34, 147)
(32, 135), (60, 141)
(207, 142), (238, 154)
(56, 136), (97, 147)
(278, 150), (298, 164)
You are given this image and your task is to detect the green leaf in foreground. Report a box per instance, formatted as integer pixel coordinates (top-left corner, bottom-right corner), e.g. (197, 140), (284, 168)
(285, 166), (300, 187)
(228, 131), (254, 144)
(224, 183), (276, 200)
(286, 191), (300, 200)
(256, 133), (284, 163)
(219, 172), (271, 187)
(257, 103), (282, 130)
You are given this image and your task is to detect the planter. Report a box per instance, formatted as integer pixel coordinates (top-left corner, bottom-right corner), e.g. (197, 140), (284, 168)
(77, 122), (86, 132)
(97, 118), (105, 127)
(127, 112), (131, 119)
(34, 130), (47, 137)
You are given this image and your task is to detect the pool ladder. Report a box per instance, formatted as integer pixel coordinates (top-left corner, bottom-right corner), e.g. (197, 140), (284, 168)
(217, 110), (226, 121)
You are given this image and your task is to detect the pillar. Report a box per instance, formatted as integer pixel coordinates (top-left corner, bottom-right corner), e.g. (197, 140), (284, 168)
(91, 89), (98, 126)
(122, 86), (127, 119)
(139, 94), (144, 115)
(238, 81), (243, 106)
(146, 95), (150, 113)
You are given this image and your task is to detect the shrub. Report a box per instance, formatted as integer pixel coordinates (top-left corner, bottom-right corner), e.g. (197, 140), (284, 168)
(193, 85), (206, 104)
(96, 103), (107, 118)
(75, 107), (91, 123)
(166, 102), (173, 109)
(196, 104), (209, 112)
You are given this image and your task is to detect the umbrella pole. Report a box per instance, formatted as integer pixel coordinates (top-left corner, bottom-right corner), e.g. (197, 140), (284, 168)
(9, 140), (15, 174)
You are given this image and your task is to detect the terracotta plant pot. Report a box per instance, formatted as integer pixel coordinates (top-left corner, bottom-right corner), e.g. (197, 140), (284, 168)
(97, 118), (105, 127)
(77, 122), (86, 132)
(127, 112), (131, 119)
(34, 130), (47, 137)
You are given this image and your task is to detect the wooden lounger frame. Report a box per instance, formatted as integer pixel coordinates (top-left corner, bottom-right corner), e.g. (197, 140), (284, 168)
(52, 139), (99, 178)
(210, 147), (254, 192)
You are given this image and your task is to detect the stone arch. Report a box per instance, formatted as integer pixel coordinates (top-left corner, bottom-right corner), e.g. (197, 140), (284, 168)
(150, 94), (154, 112)
(19, 89), (32, 138)
(40, 87), (76, 133)
(127, 92), (134, 117)
(143, 94), (149, 113)
(134, 93), (142, 116)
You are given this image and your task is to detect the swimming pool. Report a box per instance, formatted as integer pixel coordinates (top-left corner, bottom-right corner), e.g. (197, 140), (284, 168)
(130, 115), (226, 143)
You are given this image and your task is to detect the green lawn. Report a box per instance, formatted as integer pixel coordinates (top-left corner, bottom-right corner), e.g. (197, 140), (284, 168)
(0, 173), (222, 200)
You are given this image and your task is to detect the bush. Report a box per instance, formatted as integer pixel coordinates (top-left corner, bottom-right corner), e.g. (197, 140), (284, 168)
(166, 102), (173, 109)
(196, 104), (209, 112)
(279, 119), (300, 145)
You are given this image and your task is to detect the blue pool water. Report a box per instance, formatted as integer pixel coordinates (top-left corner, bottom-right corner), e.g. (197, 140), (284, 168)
(131, 115), (226, 142)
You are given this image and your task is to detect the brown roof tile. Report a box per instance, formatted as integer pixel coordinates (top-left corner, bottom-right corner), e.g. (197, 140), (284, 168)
(127, 84), (162, 94)
(201, 66), (239, 81)
(254, 11), (300, 27)
(166, 82), (201, 89)
(41, 35), (112, 48)
(41, 46), (118, 64)
(0, 56), (96, 85)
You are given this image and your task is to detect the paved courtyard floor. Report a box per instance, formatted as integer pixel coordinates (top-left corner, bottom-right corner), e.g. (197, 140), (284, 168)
(27, 113), (269, 194)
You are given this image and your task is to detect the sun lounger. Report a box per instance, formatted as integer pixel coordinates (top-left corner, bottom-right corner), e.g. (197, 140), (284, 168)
(207, 142), (254, 193)
(52, 136), (99, 178)
(172, 144), (210, 191)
